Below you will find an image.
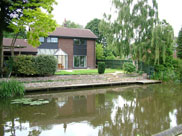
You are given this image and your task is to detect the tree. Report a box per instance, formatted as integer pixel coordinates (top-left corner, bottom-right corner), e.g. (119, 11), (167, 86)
(96, 43), (104, 60)
(85, 18), (105, 44)
(104, 49), (116, 60)
(149, 21), (174, 65)
(3, 30), (27, 39)
(62, 20), (83, 28)
(100, 0), (158, 60)
(0, 0), (57, 75)
(177, 28), (182, 59)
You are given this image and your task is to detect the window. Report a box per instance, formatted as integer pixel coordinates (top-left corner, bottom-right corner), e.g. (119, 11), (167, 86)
(74, 56), (87, 68)
(74, 39), (80, 45)
(74, 39), (86, 45)
(39, 37), (44, 42)
(47, 37), (58, 43)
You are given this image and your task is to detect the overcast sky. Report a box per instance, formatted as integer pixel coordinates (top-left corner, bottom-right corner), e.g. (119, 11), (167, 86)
(52, 0), (182, 36)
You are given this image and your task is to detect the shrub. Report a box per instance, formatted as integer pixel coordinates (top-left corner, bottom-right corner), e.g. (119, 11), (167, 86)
(12, 55), (57, 76)
(35, 55), (57, 76)
(0, 79), (25, 97)
(98, 62), (105, 74)
(13, 55), (37, 76)
(123, 62), (136, 73)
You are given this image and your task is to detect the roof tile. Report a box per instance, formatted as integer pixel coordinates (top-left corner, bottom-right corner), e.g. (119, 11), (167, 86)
(49, 27), (98, 39)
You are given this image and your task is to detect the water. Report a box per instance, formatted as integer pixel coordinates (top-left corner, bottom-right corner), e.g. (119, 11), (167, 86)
(0, 84), (182, 136)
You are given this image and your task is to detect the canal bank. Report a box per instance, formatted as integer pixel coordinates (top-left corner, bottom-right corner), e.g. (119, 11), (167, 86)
(25, 79), (161, 91)
(0, 73), (161, 92)
(2, 73), (162, 91)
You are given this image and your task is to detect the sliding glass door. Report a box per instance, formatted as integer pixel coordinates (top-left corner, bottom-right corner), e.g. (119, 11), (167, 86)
(74, 56), (87, 68)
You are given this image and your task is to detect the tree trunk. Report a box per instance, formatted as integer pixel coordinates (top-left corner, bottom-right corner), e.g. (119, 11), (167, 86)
(0, 30), (3, 77)
(10, 33), (19, 57)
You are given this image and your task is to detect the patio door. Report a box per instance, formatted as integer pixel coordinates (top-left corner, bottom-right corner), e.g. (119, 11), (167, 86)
(74, 56), (87, 68)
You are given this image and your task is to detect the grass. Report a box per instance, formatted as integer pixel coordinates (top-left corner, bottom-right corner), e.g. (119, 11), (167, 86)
(55, 69), (124, 75)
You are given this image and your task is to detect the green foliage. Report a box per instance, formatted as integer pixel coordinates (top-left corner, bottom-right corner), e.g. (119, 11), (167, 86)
(85, 18), (105, 44)
(177, 28), (182, 59)
(99, 0), (158, 59)
(152, 58), (182, 82)
(12, 55), (57, 76)
(3, 29), (27, 39)
(98, 62), (106, 74)
(13, 55), (37, 76)
(62, 20), (83, 28)
(35, 55), (57, 76)
(96, 43), (105, 60)
(123, 62), (136, 73)
(0, 0), (58, 71)
(104, 49), (116, 60)
(149, 21), (174, 65)
(0, 79), (25, 97)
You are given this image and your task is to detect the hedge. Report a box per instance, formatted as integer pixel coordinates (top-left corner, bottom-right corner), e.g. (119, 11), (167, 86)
(35, 55), (57, 76)
(11, 55), (57, 76)
(13, 55), (37, 76)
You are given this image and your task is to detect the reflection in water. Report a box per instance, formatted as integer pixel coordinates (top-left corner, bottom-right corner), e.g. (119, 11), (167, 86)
(0, 84), (182, 136)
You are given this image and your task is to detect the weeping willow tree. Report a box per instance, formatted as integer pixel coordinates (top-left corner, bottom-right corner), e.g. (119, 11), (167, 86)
(99, 0), (159, 60)
(149, 21), (174, 65)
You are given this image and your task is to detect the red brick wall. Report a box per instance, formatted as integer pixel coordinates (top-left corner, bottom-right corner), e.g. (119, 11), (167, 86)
(87, 40), (96, 68)
(58, 38), (96, 69)
(58, 38), (73, 69)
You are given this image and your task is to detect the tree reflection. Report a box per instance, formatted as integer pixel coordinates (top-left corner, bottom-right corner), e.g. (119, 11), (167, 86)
(92, 84), (182, 136)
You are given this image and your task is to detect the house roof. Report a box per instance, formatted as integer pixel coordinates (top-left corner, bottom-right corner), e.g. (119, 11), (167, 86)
(49, 27), (98, 39)
(3, 38), (37, 53)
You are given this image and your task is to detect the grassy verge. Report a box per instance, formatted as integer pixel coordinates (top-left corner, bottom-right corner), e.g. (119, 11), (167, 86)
(55, 69), (124, 75)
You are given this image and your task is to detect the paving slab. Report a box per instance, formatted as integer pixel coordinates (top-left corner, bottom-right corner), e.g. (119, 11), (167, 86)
(152, 124), (182, 136)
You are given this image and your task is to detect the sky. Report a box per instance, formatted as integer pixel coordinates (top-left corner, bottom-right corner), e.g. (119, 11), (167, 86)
(52, 0), (182, 36)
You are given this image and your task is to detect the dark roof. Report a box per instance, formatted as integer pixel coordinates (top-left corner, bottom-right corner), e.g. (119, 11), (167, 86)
(49, 27), (98, 39)
(3, 38), (37, 53)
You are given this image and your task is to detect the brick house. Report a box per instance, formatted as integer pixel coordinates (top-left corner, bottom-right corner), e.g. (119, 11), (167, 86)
(38, 27), (97, 69)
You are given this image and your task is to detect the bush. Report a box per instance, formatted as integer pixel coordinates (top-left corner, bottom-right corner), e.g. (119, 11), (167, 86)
(0, 79), (25, 97)
(123, 62), (136, 73)
(35, 55), (57, 76)
(151, 58), (182, 82)
(13, 55), (37, 76)
(12, 55), (57, 76)
(98, 62), (105, 74)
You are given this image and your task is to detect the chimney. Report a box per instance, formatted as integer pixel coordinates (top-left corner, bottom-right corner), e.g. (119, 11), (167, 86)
(64, 18), (67, 27)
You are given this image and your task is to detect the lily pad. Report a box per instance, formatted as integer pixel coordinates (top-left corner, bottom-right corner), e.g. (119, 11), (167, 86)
(11, 98), (49, 106)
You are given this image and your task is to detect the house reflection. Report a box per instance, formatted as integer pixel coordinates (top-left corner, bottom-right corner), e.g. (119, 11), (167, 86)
(28, 94), (98, 131)
(57, 95), (96, 117)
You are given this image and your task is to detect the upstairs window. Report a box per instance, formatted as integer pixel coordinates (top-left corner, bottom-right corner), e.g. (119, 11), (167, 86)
(39, 37), (44, 42)
(47, 37), (58, 43)
(74, 39), (86, 45)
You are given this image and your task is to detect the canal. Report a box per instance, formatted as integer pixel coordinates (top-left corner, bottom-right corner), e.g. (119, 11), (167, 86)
(0, 83), (182, 136)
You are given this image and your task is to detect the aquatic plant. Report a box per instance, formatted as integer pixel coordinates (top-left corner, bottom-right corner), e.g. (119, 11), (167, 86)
(0, 79), (25, 97)
(11, 98), (49, 106)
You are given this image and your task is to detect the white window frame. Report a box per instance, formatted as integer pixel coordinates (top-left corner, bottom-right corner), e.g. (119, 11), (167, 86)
(47, 37), (58, 43)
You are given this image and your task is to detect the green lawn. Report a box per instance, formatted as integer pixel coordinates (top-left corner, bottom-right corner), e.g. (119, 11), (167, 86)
(55, 69), (124, 75)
